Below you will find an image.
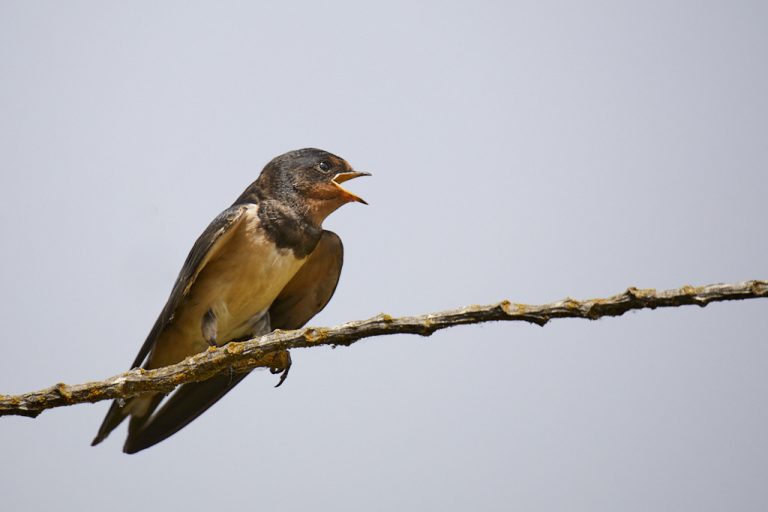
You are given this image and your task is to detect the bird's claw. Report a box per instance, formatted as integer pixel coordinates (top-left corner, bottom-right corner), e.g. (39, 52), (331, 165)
(270, 351), (292, 388)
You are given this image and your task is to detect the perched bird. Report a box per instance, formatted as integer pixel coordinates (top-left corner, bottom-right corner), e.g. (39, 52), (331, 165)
(91, 148), (369, 453)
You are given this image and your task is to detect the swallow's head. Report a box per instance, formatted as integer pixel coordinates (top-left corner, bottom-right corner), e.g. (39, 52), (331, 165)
(259, 148), (370, 223)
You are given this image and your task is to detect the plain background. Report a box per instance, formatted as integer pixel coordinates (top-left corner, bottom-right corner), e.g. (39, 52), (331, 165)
(1, 1), (766, 510)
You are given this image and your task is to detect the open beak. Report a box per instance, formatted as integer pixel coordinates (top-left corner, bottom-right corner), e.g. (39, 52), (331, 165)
(332, 171), (372, 205)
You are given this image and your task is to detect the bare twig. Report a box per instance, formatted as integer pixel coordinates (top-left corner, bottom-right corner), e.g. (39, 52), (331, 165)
(1, 280), (766, 418)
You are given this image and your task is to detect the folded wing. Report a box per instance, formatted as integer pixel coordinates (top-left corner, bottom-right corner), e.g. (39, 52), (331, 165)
(120, 230), (344, 453)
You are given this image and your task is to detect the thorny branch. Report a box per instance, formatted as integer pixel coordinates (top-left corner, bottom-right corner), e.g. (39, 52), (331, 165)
(1, 280), (766, 418)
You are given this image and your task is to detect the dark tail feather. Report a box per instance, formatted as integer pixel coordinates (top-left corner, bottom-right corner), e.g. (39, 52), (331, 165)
(91, 400), (129, 446)
(127, 394), (164, 436)
(122, 371), (251, 454)
(93, 394), (164, 446)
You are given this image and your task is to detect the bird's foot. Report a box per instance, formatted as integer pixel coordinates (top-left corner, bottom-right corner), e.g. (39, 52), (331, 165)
(268, 350), (292, 388)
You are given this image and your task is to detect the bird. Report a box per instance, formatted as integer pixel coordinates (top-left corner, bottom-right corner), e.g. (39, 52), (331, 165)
(91, 148), (369, 454)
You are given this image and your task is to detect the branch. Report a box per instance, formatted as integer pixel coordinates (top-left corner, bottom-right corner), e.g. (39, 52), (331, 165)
(2, 280), (766, 418)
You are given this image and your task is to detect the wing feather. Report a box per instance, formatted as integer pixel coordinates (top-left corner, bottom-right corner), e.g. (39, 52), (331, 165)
(120, 230), (344, 453)
(92, 205), (249, 447)
(130, 205), (249, 369)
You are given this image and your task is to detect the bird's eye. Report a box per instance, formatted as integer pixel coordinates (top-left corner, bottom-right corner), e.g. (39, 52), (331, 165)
(318, 161), (331, 172)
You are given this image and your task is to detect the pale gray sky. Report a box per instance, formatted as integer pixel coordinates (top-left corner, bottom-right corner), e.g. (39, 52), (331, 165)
(1, 1), (767, 510)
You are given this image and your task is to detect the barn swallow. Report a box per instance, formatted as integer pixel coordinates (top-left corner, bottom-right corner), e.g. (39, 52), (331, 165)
(91, 148), (369, 453)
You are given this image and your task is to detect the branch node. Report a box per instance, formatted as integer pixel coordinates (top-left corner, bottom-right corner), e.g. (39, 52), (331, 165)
(750, 280), (768, 295)
(303, 328), (330, 344)
(54, 383), (73, 403)
(625, 287), (660, 312)
(225, 342), (244, 354)
(419, 319), (436, 336)
(562, 298), (582, 313)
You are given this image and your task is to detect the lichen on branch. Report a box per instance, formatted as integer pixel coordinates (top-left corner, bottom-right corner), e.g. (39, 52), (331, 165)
(1, 280), (766, 418)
